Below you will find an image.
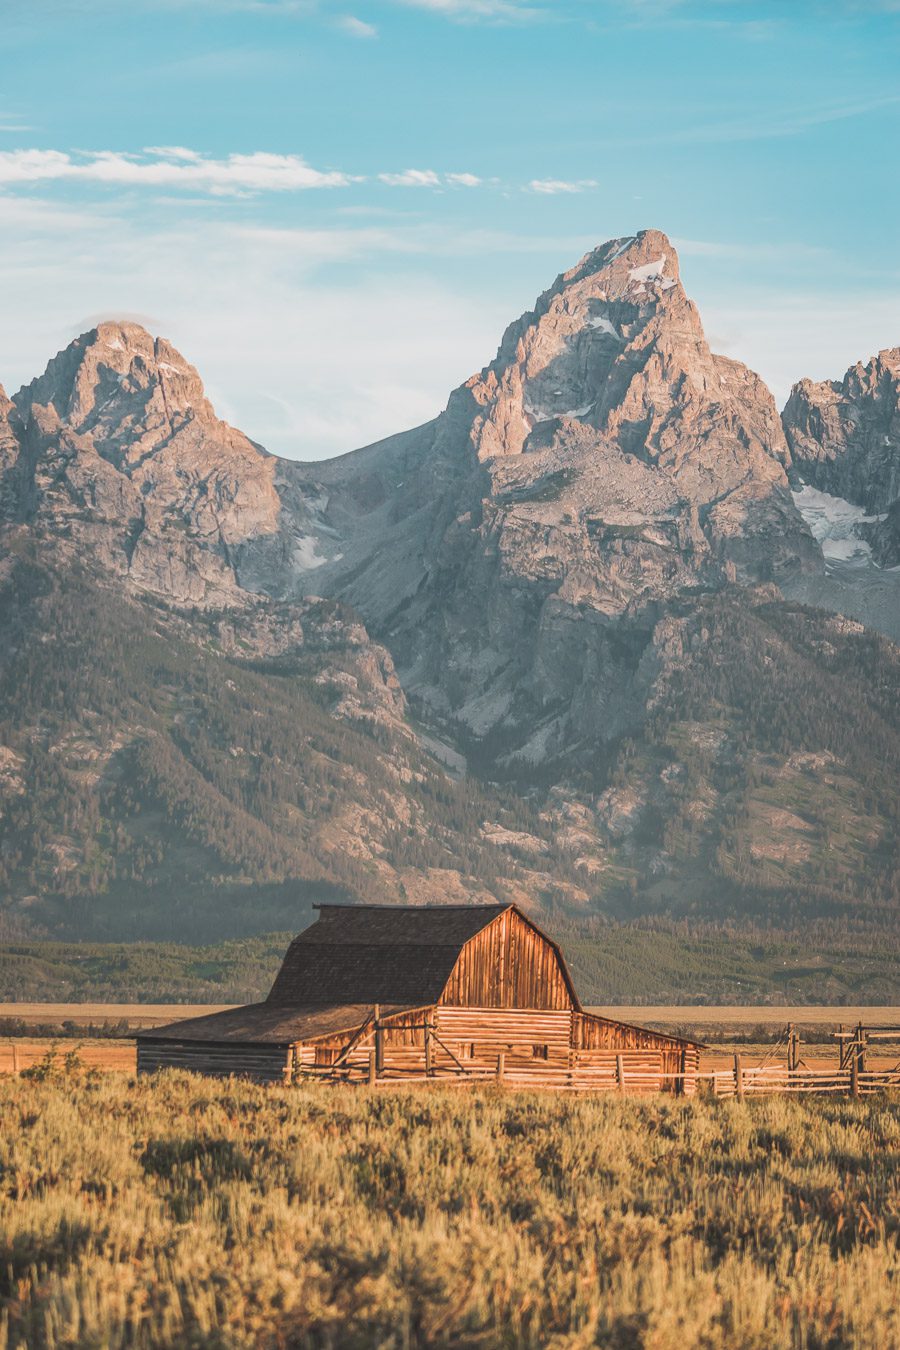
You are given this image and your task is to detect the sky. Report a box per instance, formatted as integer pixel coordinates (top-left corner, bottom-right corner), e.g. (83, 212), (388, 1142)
(1, 0), (899, 460)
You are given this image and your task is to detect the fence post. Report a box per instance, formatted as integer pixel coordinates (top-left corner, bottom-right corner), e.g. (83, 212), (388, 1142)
(12, 1043), (19, 1076)
(616, 1054), (625, 1093)
(374, 1003), (383, 1077)
(734, 1053), (744, 1101)
(676, 1048), (686, 1097)
(496, 1051), (505, 1083)
(424, 1013), (433, 1078)
(368, 1048), (377, 1085)
(851, 1055), (859, 1100)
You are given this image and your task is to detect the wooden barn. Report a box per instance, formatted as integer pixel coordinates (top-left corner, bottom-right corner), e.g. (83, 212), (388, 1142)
(137, 904), (702, 1092)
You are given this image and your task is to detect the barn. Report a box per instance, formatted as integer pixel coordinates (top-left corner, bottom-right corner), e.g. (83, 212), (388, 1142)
(137, 903), (702, 1092)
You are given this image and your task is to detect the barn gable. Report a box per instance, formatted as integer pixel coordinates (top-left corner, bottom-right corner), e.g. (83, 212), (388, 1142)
(266, 903), (511, 1007)
(264, 903), (580, 1012)
(439, 904), (578, 1010)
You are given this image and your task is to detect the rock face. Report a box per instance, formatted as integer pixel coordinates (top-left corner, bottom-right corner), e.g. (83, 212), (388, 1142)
(9, 322), (290, 606)
(5, 228), (900, 939)
(284, 230), (817, 760)
(0, 386), (23, 520)
(783, 349), (900, 565)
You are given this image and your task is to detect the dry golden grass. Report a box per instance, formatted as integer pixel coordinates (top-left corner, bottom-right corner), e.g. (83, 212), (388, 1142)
(0, 1040), (136, 1075)
(1, 1072), (899, 1348)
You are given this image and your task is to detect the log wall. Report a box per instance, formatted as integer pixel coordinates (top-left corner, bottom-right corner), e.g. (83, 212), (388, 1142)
(294, 1005), (695, 1092)
(137, 1039), (290, 1084)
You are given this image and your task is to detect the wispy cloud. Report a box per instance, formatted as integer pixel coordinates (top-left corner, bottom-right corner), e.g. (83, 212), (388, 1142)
(527, 178), (598, 194)
(143, 145), (203, 161)
(378, 168), (442, 187)
(645, 93), (900, 146)
(337, 14), (377, 37)
(391, 0), (545, 19)
(0, 149), (495, 196)
(0, 148), (354, 194)
(377, 168), (487, 188)
(0, 111), (33, 134)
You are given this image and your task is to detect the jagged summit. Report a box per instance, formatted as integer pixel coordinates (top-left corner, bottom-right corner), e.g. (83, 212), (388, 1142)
(442, 229), (791, 513)
(6, 322), (286, 605)
(14, 321), (217, 461)
(275, 230), (819, 757)
(783, 346), (900, 572)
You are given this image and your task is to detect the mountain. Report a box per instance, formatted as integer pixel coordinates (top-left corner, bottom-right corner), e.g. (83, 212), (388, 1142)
(7, 322), (292, 605)
(282, 229), (818, 761)
(783, 348), (900, 567)
(781, 349), (900, 641)
(0, 542), (598, 940)
(0, 229), (898, 942)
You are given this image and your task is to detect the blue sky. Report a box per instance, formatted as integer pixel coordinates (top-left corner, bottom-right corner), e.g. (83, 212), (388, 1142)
(1, 0), (899, 458)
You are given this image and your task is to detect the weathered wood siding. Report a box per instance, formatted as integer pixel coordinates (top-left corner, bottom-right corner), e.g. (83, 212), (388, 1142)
(292, 1006), (696, 1093)
(439, 908), (573, 1009)
(573, 1012), (697, 1090)
(434, 1006), (572, 1068)
(137, 1039), (289, 1084)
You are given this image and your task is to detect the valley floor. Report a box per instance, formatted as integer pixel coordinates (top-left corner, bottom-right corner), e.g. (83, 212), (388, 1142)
(2, 1076), (899, 1348)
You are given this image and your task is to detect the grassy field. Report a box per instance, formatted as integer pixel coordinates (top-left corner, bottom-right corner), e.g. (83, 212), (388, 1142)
(1, 1073), (899, 1348)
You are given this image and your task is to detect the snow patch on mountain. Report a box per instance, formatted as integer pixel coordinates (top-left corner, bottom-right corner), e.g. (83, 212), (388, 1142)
(791, 483), (885, 566)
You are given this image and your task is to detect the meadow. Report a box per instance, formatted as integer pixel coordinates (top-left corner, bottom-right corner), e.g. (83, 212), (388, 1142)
(1, 1072), (899, 1348)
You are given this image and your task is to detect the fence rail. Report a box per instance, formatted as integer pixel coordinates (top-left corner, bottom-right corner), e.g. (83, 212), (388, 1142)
(296, 1056), (900, 1097)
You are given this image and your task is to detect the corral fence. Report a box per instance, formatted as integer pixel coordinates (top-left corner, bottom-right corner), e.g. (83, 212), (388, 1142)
(294, 1018), (900, 1099)
(298, 1055), (900, 1098)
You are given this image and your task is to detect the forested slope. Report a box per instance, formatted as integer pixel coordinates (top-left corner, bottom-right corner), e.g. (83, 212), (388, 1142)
(0, 541), (580, 939)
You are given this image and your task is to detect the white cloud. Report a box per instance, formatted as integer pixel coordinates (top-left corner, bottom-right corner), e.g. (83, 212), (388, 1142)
(0, 198), (513, 457)
(143, 145), (204, 161)
(378, 168), (442, 187)
(527, 178), (598, 194)
(391, 0), (544, 18)
(337, 13), (377, 36)
(700, 290), (900, 408)
(0, 150), (489, 196)
(0, 148), (354, 194)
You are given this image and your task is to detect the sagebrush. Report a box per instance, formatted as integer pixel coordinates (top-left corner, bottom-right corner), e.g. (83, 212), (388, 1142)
(1, 1075), (899, 1348)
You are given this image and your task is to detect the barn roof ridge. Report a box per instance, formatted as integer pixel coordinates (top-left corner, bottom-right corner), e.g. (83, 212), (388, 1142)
(312, 902), (511, 911)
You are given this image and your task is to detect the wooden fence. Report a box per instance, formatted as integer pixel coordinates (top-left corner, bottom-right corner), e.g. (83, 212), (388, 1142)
(296, 1050), (900, 1098)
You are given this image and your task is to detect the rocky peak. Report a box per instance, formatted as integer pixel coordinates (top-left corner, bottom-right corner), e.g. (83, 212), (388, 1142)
(449, 229), (792, 532)
(783, 348), (900, 512)
(6, 325), (288, 607)
(783, 347), (900, 570)
(282, 230), (818, 759)
(14, 321), (216, 470)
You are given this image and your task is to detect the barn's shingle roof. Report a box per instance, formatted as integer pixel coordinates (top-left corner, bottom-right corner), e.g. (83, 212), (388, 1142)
(265, 903), (509, 1007)
(138, 1002), (419, 1045)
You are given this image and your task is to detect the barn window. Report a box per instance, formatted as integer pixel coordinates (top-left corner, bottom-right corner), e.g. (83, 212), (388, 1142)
(532, 1044), (549, 1060)
(457, 1042), (475, 1059)
(314, 1046), (340, 1067)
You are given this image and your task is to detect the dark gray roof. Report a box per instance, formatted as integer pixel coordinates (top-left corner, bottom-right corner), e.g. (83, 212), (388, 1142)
(266, 903), (510, 1007)
(137, 1002), (419, 1045)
